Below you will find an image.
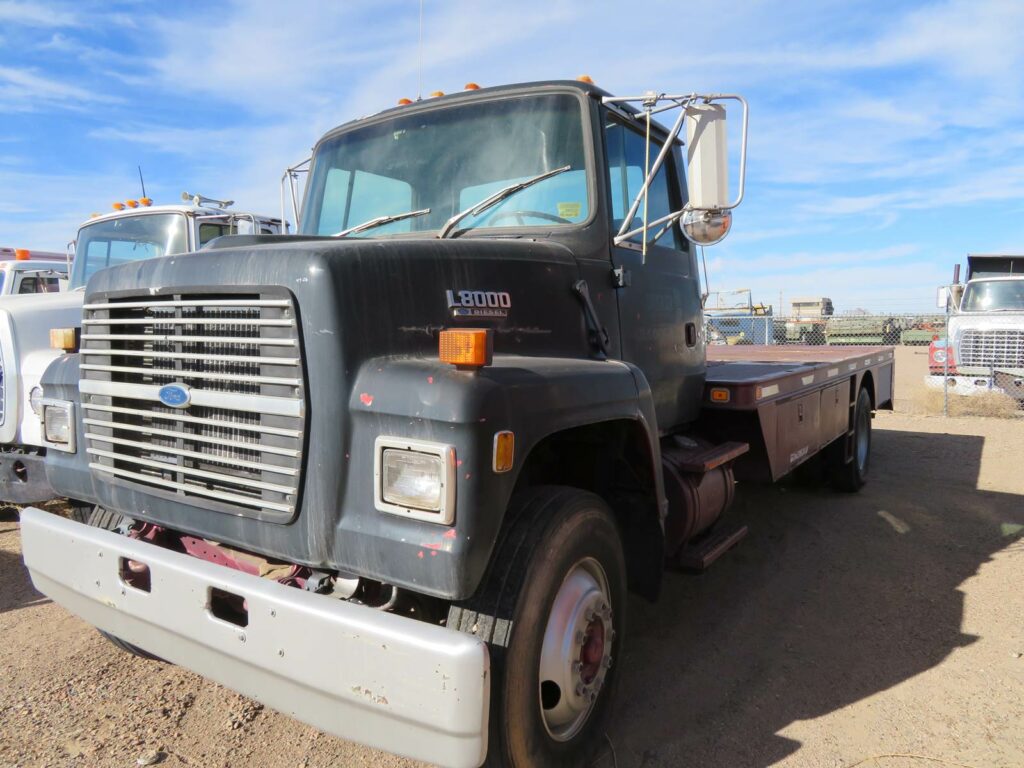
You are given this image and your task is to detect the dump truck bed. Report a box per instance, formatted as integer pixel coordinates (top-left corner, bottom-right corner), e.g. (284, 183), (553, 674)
(700, 345), (895, 481)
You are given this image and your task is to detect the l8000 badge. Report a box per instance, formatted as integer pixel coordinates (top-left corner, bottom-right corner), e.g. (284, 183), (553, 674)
(446, 289), (511, 318)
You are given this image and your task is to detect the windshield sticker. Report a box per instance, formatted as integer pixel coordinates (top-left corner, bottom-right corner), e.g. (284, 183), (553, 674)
(446, 289), (510, 318)
(557, 202), (582, 219)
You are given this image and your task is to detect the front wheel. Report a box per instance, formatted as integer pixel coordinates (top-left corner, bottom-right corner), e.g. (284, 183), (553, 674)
(448, 487), (626, 767)
(84, 507), (163, 662)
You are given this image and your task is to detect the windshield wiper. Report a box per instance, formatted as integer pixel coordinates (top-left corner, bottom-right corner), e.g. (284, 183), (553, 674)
(333, 208), (430, 238)
(437, 165), (571, 239)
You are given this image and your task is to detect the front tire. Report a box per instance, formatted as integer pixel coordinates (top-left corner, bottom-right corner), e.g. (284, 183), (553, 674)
(448, 487), (626, 767)
(84, 507), (163, 662)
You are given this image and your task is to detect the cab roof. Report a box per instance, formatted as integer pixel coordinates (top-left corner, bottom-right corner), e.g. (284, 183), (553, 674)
(79, 204), (279, 229)
(318, 79), (630, 147)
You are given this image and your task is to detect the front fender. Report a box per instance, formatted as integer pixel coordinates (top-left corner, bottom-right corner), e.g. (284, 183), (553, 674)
(347, 355), (663, 598)
(40, 353), (93, 504)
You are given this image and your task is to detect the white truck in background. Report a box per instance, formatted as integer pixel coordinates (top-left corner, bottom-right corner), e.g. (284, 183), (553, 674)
(930, 254), (1024, 402)
(0, 197), (281, 506)
(0, 249), (68, 296)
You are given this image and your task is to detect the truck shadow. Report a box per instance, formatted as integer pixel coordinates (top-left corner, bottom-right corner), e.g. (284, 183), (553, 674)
(0, 533), (51, 615)
(608, 427), (1023, 767)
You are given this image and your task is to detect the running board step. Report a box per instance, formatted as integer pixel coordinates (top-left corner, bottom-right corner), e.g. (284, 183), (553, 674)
(674, 526), (749, 572)
(672, 441), (749, 473)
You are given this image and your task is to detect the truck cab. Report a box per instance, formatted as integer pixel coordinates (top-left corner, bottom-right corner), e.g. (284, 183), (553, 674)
(0, 200), (281, 505)
(24, 81), (891, 768)
(0, 258), (68, 296)
(929, 254), (1024, 400)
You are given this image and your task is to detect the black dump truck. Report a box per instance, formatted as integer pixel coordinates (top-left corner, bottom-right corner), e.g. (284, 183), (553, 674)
(22, 81), (893, 767)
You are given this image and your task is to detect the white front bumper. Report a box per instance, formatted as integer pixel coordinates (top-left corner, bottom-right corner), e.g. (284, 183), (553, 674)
(20, 508), (490, 768)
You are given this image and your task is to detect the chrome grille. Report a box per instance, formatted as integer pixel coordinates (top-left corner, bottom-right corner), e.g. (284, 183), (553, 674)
(79, 292), (305, 521)
(958, 329), (1024, 369)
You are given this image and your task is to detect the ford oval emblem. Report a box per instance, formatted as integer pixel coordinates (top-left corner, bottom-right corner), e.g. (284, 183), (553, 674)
(158, 383), (192, 409)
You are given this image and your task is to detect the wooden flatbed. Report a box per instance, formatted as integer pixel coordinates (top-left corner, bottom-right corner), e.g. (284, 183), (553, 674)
(698, 345), (896, 481)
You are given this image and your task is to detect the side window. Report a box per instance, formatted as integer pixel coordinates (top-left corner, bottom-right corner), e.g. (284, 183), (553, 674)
(199, 222), (235, 246)
(16, 276), (61, 294)
(605, 120), (682, 250)
(315, 168), (413, 236)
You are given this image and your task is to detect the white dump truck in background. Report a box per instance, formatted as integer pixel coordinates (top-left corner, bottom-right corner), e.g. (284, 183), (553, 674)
(0, 197), (281, 505)
(930, 254), (1024, 402)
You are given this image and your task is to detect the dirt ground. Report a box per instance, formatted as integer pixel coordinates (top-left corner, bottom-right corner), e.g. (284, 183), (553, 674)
(2, 352), (1023, 768)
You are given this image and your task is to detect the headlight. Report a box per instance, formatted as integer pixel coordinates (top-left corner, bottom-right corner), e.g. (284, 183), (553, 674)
(374, 437), (455, 524)
(932, 349), (947, 364)
(383, 450), (443, 509)
(41, 400), (75, 452)
(30, 386), (44, 416)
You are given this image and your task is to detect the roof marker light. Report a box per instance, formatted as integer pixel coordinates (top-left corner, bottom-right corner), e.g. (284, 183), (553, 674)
(14, 249), (30, 260)
(430, 90), (445, 98)
(464, 82), (480, 91)
(139, 197), (152, 207)
(577, 75), (594, 84)
(125, 199), (139, 208)
(397, 97), (413, 105)
(112, 202), (126, 211)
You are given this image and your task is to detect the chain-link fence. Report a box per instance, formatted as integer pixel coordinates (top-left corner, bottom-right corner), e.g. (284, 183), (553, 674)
(703, 313), (947, 347)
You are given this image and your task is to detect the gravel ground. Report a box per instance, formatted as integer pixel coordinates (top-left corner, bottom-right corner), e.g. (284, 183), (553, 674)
(1, 352), (1022, 768)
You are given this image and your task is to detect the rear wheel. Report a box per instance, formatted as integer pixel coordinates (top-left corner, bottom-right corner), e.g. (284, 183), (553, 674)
(448, 487), (626, 767)
(84, 507), (163, 662)
(829, 387), (872, 492)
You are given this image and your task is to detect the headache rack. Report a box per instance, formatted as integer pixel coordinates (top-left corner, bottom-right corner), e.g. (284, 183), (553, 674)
(79, 290), (307, 522)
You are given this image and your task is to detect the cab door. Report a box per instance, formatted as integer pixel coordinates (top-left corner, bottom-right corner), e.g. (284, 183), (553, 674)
(604, 113), (705, 432)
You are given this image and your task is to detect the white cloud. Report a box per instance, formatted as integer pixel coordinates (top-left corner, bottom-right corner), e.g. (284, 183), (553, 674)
(0, 1), (78, 27)
(0, 65), (120, 111)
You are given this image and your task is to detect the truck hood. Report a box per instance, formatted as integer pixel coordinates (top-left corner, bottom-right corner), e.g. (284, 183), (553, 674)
(0, 290), (85, 445)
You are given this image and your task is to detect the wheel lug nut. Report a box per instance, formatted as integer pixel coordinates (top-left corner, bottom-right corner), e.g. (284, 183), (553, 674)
(603, 656), (613, 669)
(571, 661), (581, 673)
(575, 683), (585, 696)
(589, 691), (597, 702)
(575, 630), (585, 644)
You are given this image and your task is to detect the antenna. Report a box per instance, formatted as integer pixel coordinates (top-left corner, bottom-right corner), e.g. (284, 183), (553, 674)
(417, 0), (424, 101)
(137, 165), (147, 198)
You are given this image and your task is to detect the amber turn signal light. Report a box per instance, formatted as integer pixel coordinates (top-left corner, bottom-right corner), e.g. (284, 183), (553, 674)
(439, 328), (492, 368)
(50, 327), (79, 352)
(709, 387), (731, 403)
(14, 249), (30, 260)
(493, 431), (514, 473)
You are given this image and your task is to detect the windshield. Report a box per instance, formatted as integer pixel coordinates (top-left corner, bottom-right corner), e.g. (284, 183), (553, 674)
(72, 213), (188, 289)
(961, 280), (1024, 312)
(300, 94), (590, 237)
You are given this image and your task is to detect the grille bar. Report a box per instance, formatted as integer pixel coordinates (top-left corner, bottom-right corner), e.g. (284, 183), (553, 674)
(81, 291), (306, 521)
(82, 402), (302, 438)
(82, 418), (301, 457)
(83, 317), (294, 327)
(80, 348), (301, 366)
(89, 463), (294, 513)
(82, 333), (297, 347)
(86, 448), (296, 494)
(80, 363), (302, 387)
(80, 379), (302, 419)
(85, 433), (298, 476)
(83, 299), (291, 310)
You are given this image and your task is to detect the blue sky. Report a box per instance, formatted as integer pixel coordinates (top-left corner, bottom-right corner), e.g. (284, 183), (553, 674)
(1, 0), (1022, 312)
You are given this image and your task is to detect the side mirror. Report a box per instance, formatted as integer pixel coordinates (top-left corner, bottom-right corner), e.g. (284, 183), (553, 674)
(685, 103), (729, 209)
(936, 286), (949, 309)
